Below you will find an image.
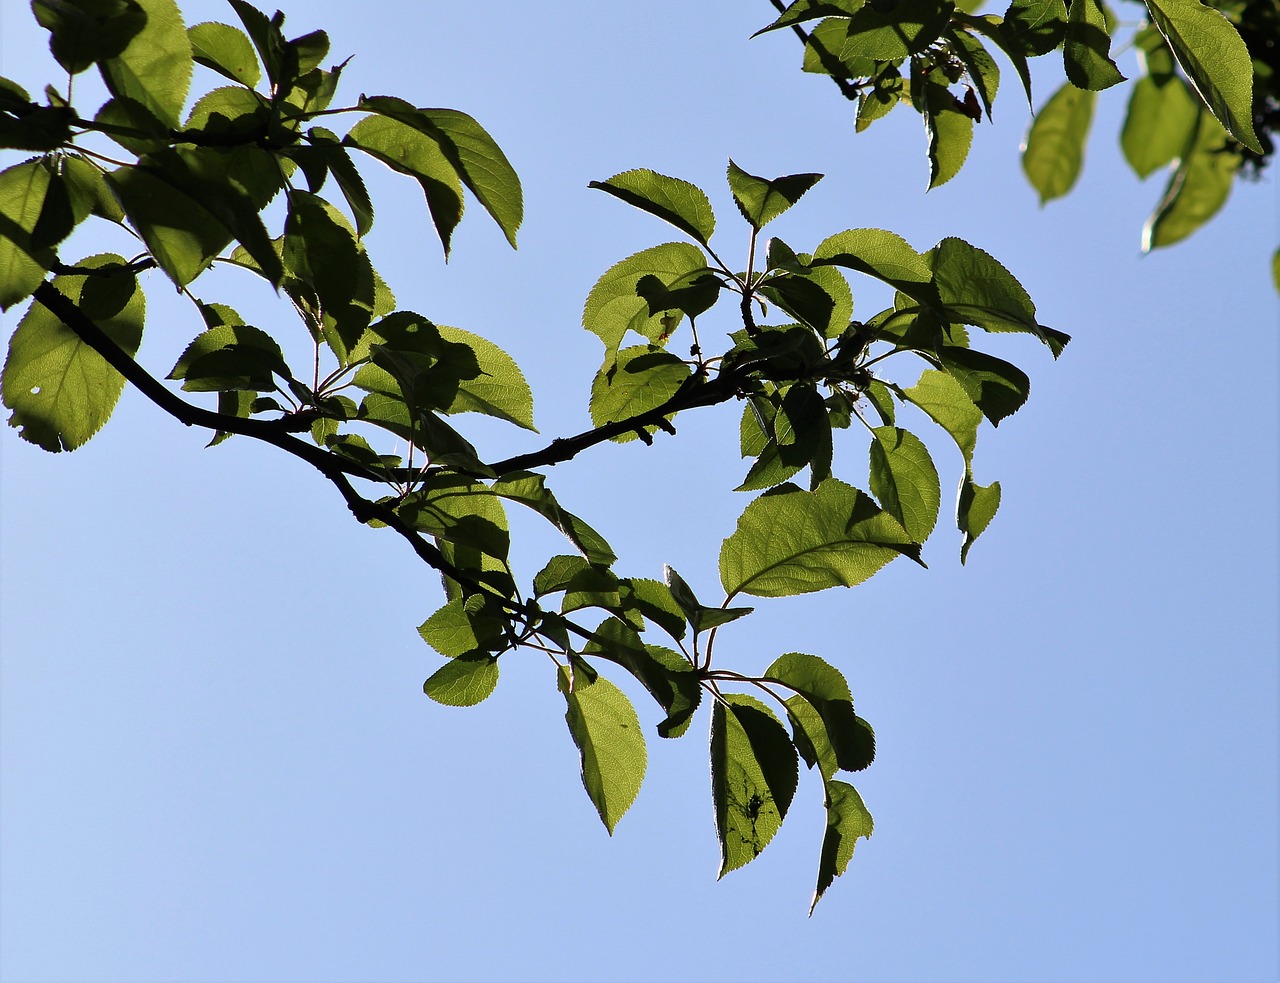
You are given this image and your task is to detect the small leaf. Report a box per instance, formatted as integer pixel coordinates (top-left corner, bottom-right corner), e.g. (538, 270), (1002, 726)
(590, 168), (716, 245)
(720, 478), (924, 600)
(32, 0), (146, 76)
(767, 653), (875, 777)
(711, 694), (799, 876)
(921, 81), (975, 189)
(947, 29), (1001, 120)
(868, 426), (941, 542)
(958, 468), (1001, 563)
(424, 653), (499, 707)
(810, 780), (873, 914)
(188, 21), (261, 87)
(0, 159), (58, 310)
(559, 659), (647, 834)
(725, 160), (823, 230)
(1022, 82), (1096, 203)
(1063, 0), (1126, 91)
(3, 254), (144, 451)
(1143, 0), (1262, 153)
(903, 368), (982, 464)
(661, 565), (753, 635)
(1001, 0), (1067, 55)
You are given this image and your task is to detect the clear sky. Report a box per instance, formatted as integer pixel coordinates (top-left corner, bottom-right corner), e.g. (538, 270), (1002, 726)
(1, 3), (1276, 982)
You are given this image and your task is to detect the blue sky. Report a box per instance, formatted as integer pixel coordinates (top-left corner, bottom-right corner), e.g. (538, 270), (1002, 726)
(2, 3), (1276, 981)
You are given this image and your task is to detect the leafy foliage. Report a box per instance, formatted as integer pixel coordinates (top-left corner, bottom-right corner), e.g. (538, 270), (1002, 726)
(0, 0), (1086, 910)
(758, 0), (1276, 256)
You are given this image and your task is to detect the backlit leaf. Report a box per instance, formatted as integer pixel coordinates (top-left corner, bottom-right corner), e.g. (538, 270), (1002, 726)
(582, 242), (710, 359)
(188, 21), (261, 87)
(560, 659), (647, 834)
(868, 427), (941, 542)
(423, 653), (499, 707)
(725, 160), (823, 230)
(1063, 0), (1125, 91)
(958, 468), (1001, 563)
(1121, 73), (1200, 179)
(590, 168), (716, 245)
(589, 345), (690, 442)
(1142, 109), (1240, 250)
(493, 471), (616, 565)
(903, 368), (982, 464)
(1022, 82), (1095, 203)
(0, 158), (57, 309)
(810, 780), (873, 914)
(98, 0), (193, 128)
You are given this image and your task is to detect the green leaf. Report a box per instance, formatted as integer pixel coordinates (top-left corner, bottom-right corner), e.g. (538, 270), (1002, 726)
(903, 368), (982, 464)
(357, 97), (522, 247)
(1121, 74), (1200, 179)
(582, 242), (710, 359)
(425, 324), (534, 430)
(1022, 82), (1096, 203)
(1142, 109), (1241, 250)
(98, 0), (193, 128)
(283, 191), (375, 351)
(107, 165), (230, 287)
(930, 237), (1070, 355)
(1063, 0), (1126, 91)
(0, 159), (58, 310)
(711, 694), (798, 876)
(737, 384), (832, 492)
(720, 478), (924, 600)
(424, 653), (499, 707)
(753, 0), (863, 34)
(840, 0), (956, 61)
(767, 653), (874, 777)
(590, 168), (716, 246)
(298, 128), (374, 236)
(188, 21), (261, 87)
(493, 471), (616, 566)
(937, 346), (1030, 425)
(958, 468), (1001, 563)
(396, 475), (511, 566)
(947, 28), (1001, 120)
(559, 658), (647, 834)
(1143, 0), (1262, 153)
(759, 269), (850, 337)
(227, 0), (286, 88)
(618, 578), (688, 642)
(589, 345), (690, 443)
(1001, 0), (1067, 55)
(810, 780), (873, 914)
(921, 81), (975, 189)
(954, 13), (1034, 108)
(856, 64), (904, 131)
(32, 0), (146, 76)
(662, 565), (753, 635)
(585, 619), (701, 740)
(725, 160), (823, 230)
(167, 322), (288, 392)
(811, 228), (939, 309)
(2, 254), (144, 451)
(344, 114), (463, 256)
(868, 427), (941, 542)
(420, 595), (508, 658)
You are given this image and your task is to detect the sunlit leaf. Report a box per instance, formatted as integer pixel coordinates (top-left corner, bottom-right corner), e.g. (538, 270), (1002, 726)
(1063, 0), (1125, 91)
(725, 160), (822, 230)
(590, 168), (716, 245)
(424, 653), (499, 707)
(958, 468), (1001, 563)
(868, 426), (941, 542)
(582, 242), (710, 359)
(1022, 82), (1095, 203)
(98, 0), (193, 128)
(188, 21), (261, 87)
(810, 780), (873, 914)
(0, 158), (58, 309)
(493, 471), (616, 565)
(903, 368), (982, 464)
(1142, 109), (1241, 250)
(1121, 73), (1200, 179)
(589, 345), (690, 443)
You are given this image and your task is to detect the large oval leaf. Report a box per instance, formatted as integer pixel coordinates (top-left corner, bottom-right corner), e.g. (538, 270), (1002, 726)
(590, 168), (716, 245)
(582, 242), (709, 359)
(98, 0), (193, 128)
(868, 426), (941, 542)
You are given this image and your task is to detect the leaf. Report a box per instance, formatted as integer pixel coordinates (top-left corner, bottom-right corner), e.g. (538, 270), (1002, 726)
(344, 115), (463, 256)
(167, 322), (289, 392)
(357, 96), (522, 247)
(759, 269), (850, 337)
(227, 0), (286, 88)
(1142, 109), (1241, 250)
(953, 13), (1034, 108)
(929, 237), (1070, 355)
(947, 28), (1001, 120)
(2, 254), (144, 451)
(32, 0), (146, 76)
(1063, 0), (1126, 91)
(753, 0), (863, 34)
(559, 659), (647, 834)
(767, 653), (874, 777)
(585, 619), (701, 739)
(493, 471), (616, 566)
(188, 21), (261, 87)
(937, 346), (1030, 425)
(810, 780), (873, 914)
(1121, 74), (1200, 179)
(0, 159), (58, 310)
(868, 427), (941, 542)
(711, 694), (798, 876)
(1143, 0), (1262, 153)
(618, 577), (688, 642)
(840, 0), (956, 61)
(810, 228), (939, 310)
(424, 324), (533, 430)
(903, 368), (982, 464)
(589, 345), (690, 442)
(590, 168), (716, 245)
(107, 166), (230, 287)
(283, 191), (375, 351)
(423, 653), (499, 707)
(662, 565), (753, 634)
(958, 468), (1001, 563)
(582, 242), (710, 359)
(725, 161), (823, 230)
(1001, 0), (1067, 55)
(921, 81), (975, 189)
(98, 0), (193, 128)
(720, 478), (924, 600)
(1021, 82), (1096, 203)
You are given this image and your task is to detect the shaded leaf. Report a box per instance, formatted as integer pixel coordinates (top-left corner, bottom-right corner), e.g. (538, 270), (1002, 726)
(958, 468), (1001, 563)
(767, 653), (874, 777)
(589, 345), (690, 442)
(711, 694), (798, 876)
(810, 780), (874, 914)
(32, 0), (146, 76)
(868, 426), (941, 542)
(98, 0), (193, 128)
(590, 168), (715, 245)
(493, 471), (616, 565)
(937, 345), (1030, 425)
(0, 158), (58, 309)
(1001, 0), (1067, 55)
(583, 242), (710, 359)
(1064, 0), (1126, 91)
(1022, 82), (1095, 203)
(726, 160), (822, 230)
(560, 658), (647, 834)
(585, 619), (701, 740)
